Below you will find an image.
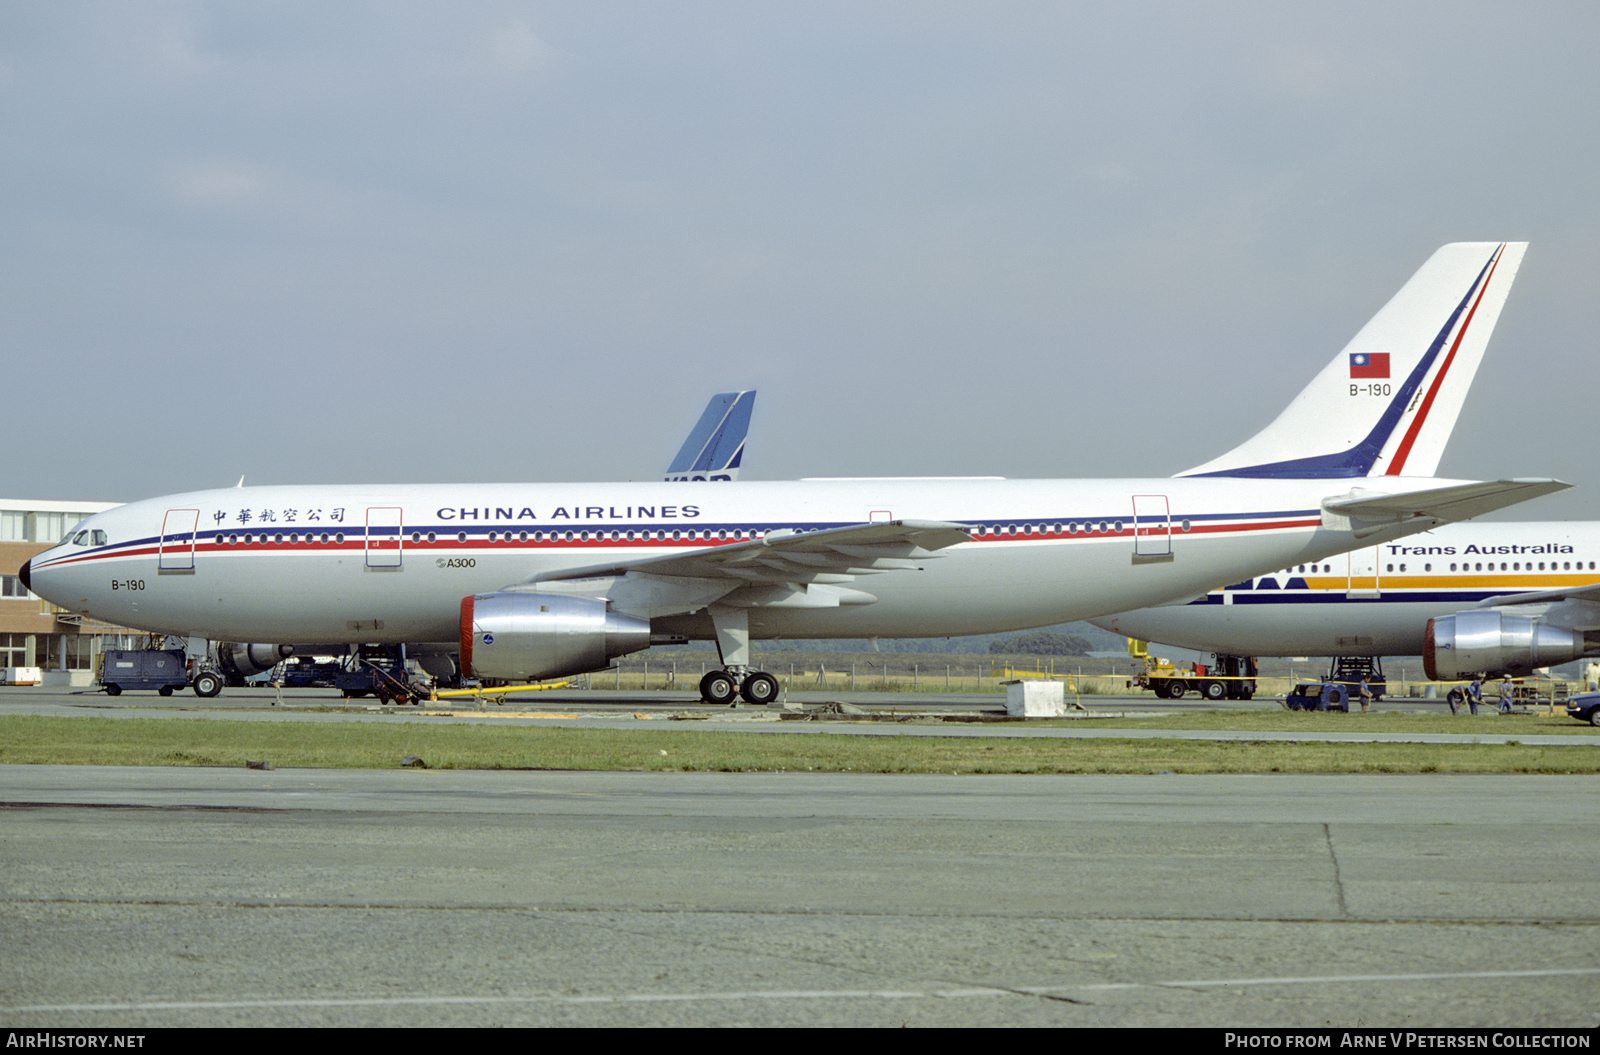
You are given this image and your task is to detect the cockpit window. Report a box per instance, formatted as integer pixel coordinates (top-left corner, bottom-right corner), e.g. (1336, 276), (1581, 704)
(67, 529), (108, 547)
(69, 530), (89, 546)
(92, 530), (107, 546)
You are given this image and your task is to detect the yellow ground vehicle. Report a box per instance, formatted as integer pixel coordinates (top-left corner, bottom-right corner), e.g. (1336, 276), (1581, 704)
(1127, 639), (1257, 701)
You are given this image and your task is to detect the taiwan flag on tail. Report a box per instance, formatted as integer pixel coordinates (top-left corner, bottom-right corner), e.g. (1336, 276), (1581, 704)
(1349, 352), (1390, 379)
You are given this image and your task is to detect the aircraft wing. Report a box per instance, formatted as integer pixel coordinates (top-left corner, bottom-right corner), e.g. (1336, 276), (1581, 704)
(514, 520), (973, 620)
(1472, 582), (1600, 605)
(1322, 479), (1570, 538)
(1465, 582), (1600, 640)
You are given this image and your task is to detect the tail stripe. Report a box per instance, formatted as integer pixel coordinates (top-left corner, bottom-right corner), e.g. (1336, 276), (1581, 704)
(1382, 244), (1506, 475)
(1186, 244), (1503, 479)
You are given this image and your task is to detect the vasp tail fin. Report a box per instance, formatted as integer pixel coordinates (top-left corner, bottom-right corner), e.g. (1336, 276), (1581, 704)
(1178, 242), (1525, 479)
(665, 391), (755, 481)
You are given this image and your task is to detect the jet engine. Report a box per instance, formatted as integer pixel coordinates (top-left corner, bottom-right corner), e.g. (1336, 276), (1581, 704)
(460, 593), (651, 682)
(216, 642), (299, 679)
(1424, 610), (1588, 680)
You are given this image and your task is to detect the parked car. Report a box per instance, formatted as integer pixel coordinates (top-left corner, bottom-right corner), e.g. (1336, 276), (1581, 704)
(1565, 691), (1600, 726)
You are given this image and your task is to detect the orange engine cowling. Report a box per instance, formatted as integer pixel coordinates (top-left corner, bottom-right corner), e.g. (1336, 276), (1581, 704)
(460, 592), (651, 682)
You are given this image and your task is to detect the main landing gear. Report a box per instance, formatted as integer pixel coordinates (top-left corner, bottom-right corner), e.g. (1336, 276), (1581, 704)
(699, 668), (780, 706)
(698, 605), (781, 706)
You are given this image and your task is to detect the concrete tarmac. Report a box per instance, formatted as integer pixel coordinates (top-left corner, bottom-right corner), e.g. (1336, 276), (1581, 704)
(4, 688), (1600, 1027)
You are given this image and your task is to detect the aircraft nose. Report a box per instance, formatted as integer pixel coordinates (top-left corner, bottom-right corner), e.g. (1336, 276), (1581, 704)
(18, 558), (30, 593)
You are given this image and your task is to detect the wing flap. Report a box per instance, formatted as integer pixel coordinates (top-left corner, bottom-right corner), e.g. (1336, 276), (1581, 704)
(528, 519), (972, 587)
(516, 520), (971, 619)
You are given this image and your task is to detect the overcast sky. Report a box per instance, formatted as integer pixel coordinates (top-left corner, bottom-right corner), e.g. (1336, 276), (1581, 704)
(4, 1), (1596, 520)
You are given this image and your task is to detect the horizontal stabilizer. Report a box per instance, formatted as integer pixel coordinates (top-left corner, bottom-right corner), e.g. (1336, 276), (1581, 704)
(1322, 478), (1570, 538)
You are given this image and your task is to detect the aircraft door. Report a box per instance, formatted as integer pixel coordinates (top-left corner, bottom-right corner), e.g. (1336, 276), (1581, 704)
(366, 507), (403, 568)
(1346, 545), (1380, 598)
(159, 508), (200, 571)
(1131, 495), (1173, 563)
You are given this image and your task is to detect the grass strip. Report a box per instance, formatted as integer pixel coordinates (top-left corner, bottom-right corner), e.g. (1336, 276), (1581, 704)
(1, 715), (1598, 774)
(1023, 709), (1600, 735)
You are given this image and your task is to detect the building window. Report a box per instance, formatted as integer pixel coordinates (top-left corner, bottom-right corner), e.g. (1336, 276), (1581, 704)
(1, 511), (28, 541)
(0, 633), (25, 666)
(1, 575), (30, 599)
(34, 633), (61, 671)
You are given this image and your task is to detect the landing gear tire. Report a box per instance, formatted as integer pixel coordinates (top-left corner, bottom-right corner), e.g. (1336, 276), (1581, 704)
(699, 670), (739, 706)
(192, 672), (222, 698)
(740, 672), (780, 705)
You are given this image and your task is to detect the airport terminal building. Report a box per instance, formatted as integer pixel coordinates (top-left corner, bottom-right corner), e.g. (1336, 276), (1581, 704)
(1, 499), (138, 686)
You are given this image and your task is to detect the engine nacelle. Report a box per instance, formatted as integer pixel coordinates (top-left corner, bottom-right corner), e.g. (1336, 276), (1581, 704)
(460, 592), (651, 682)
(1424, 610), (1587, 680)
(217, 642), (298, 678)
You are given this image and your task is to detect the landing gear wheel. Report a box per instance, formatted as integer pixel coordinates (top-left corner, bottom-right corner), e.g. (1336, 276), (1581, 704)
(192, 672), (222, 698)
(740, 672), (780, 705)
(1203, 680), (1226, 701)
(104, 684), (121, 697)
(699, 670), (739, 706)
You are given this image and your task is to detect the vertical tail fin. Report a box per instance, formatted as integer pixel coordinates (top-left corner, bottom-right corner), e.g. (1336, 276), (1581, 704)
(665, 391), (755, 481)
(1178, 242), (1526, 479)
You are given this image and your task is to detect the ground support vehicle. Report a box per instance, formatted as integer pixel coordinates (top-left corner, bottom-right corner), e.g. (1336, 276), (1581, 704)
(98, 648), (221, 698)
(357, 662), (428, 705)
(1207, 654), (1259, 700)
(1127, 640), (1256, 700)
(1284, 657), (1385, 711)
(326, 646), (428, 705)
(1284, 680), (1352, 711)
(272, 656), (348, 690)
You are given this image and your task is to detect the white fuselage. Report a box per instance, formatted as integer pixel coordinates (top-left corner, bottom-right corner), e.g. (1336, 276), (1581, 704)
(27, 476), (1509, 647)
(1091, 521), (1600, 656)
